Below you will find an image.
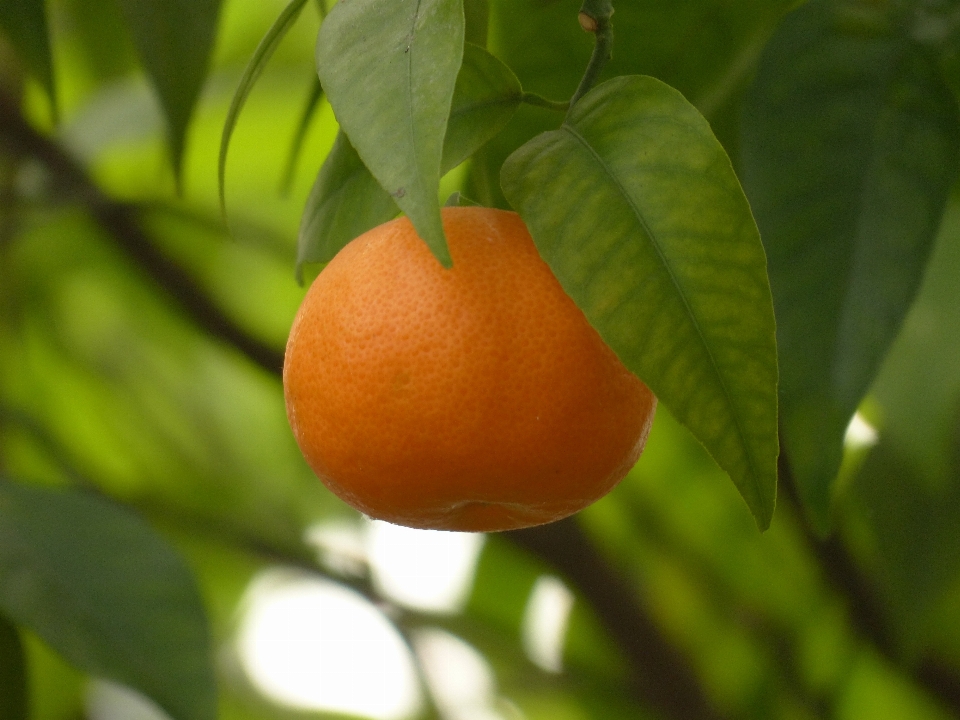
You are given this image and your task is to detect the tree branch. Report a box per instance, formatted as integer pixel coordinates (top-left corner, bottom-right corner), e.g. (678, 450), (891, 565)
(508, 518), (726, 720)
(0, 92), (285, 377)
(778, 449), (960, 716)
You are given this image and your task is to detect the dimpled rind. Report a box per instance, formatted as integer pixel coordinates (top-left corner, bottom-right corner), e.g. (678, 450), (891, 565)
(283, 206), (657, 531)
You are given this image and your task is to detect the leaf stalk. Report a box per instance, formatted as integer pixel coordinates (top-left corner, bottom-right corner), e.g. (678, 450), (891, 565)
(521, 92), (570, 113)
(567, 0), (614, 113)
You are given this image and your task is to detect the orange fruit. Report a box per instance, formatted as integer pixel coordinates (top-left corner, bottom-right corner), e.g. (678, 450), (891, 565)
(283, 206), (656, 532)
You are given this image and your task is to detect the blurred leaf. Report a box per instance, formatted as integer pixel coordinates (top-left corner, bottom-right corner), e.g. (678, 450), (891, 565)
(297, 43), (520, 273)
(847, 199), (960, 649)
(502, 75), (778, 529)
(850, 440), (960, 650)
(464, 0), (489, 46)
(61, 0), (137, 82)
(0, 479), (216, 720)
(869, 198), (960, 483)
(0, 0), (55, 115)
(219, 0), (310, 216)
(115, 0), (222, 183)
(740, 0), (960, 530)
(280, 75), (324, 195)
(316, 0), (465, 266)
(0, 614), (27, 720)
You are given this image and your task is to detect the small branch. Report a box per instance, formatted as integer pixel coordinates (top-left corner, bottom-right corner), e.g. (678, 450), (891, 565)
(507, 518), (726, 720)
(779, 447), (960, 716)
(520, 92), (569, 113)
(0, 92), (285, 377)
(568, 0), (615, 111)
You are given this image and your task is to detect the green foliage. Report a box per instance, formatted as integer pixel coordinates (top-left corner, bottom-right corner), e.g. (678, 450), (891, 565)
(219, 0), (312, 217)
(741, 0), (960, 531)
(0, 0), (54, 115)
(115, 0), (222, 183)
(0, 479), (215, 720)
(847, 197), (960, 651)
(3, 0), (960, 719)
(296, 130), (398, 275)
(280, 75), (324, 194)
(0, 614), (27, 720)
(315, 0), (465, 266)
(502, 75), (778, 528)
(298, 42), (521, 274)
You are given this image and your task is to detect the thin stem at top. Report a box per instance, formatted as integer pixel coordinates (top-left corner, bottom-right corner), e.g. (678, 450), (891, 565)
(567, 0), (615, 114)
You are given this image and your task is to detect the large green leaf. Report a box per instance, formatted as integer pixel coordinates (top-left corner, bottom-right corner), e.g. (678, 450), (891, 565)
(0, 0), (55, 114)
(502, 75), (778, 529)
(316, 0), (465, 266)
(0, 479), (216, 720)
(740, 0), (960, 531)
(0, 614), (26, 720)
(116, 0), (222, 182)
(298, 42), (520, 273)
(219, 0), (311, 216)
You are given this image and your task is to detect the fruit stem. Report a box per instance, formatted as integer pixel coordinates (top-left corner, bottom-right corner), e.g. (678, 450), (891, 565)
(567, 0), (614, 113)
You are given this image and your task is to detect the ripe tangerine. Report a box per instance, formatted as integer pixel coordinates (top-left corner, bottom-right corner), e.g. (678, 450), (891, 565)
(283, 206), (656, 532)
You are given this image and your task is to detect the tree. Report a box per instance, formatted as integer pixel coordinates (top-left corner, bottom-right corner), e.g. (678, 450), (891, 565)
(1, 0), (959, 718)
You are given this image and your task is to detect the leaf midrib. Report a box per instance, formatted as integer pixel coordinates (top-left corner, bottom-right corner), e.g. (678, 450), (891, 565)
(560, 120), (767, 510)
(404, 0), (429, 203)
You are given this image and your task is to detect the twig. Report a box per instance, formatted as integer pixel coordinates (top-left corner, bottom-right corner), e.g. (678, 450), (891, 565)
(778, 449), (960, 716)
(0, 92), (285, 377)
(507, 518), (726, 720)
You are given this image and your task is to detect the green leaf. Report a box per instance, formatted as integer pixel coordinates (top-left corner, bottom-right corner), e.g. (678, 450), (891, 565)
(0, 479), (216, 720)
(219, 0), (310, 217)
(115, 0), (221, 183)
(316, 0), (465, 266)
(298, 43), (520, 274)
(442, 42), (522, 171)
(0, 0), (56, 116)
(0, 614), (27, 720)
(502, 75), (778, 529)
(296, 131), (398, 278)
(740, 0), (960, 530)
(280, 75), (325, 195)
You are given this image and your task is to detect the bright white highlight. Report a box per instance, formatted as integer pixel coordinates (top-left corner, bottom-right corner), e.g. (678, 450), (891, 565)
(367, 521), (486, 613)
(414, 628), (507, 720)
(305, 518), (368, 576)
(236, 569), (422, 719)
(521, 575), (575, 673)
(844, 411), (879, 450)
(85, 680), (170, 720)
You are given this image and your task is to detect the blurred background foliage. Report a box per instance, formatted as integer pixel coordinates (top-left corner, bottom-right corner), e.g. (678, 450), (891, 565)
(1, 0), (960, 719)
